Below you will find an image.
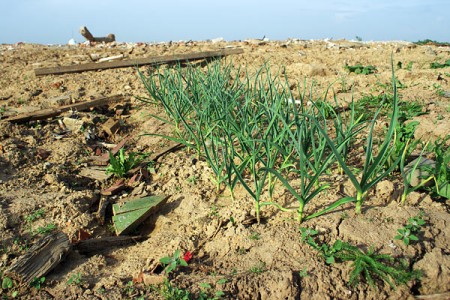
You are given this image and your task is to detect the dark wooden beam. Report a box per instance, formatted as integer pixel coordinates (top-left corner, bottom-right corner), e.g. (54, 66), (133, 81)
(34, 48), (244, 76)
(1, 95), (123, 124)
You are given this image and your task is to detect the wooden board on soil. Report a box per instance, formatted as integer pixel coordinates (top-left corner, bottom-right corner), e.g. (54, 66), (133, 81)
(112, 195), (168, 235)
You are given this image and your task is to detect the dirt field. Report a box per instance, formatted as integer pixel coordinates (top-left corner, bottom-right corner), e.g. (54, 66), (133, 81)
(0, 39), (449, 299)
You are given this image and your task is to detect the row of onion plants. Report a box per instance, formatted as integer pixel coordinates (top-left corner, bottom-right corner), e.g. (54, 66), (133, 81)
(139, 60), (400, 223)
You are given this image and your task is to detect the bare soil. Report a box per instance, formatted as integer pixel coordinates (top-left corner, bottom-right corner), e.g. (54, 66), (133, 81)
(0, 39), (449, 299)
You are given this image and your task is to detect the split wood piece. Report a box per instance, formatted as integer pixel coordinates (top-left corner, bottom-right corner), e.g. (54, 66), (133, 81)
(73, 236), (146, 255)
(90, 135), (130, 164)
(101, 118), (121, 136)
(96, 196), (110, 225)
(150, 143), (185, 162)
(34, 48), (244, 76)
(73, 228), (91, 243)
(80, 26), (115, 43)
(5, 232), (70, 284)
(98, 54), (124, 63)
(112, 194), (168, 235)
(79, 166), (111, 181)
(1, 95), (123, 124)
(128, 172), (148, 187)
(101, 178), (126, 196)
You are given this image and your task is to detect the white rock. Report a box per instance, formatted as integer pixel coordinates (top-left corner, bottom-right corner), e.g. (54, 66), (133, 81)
(67, 38), (77, 45)
(210, 37), (224, 43)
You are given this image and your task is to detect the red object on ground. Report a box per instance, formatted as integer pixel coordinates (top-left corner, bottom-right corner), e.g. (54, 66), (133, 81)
(183, 251), (193, 263)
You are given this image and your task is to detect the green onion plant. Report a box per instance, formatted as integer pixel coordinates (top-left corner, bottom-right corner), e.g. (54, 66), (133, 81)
(311, 62), (402, 213)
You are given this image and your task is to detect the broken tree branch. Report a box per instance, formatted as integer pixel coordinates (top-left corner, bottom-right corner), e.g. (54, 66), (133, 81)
(1, 95), (123, 124)
(34, 48), (244, 76)
(80, 26), (115, 43)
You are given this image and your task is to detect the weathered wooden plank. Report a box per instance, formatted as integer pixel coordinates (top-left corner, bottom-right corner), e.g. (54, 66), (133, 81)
(112, 195), (168, 235)
(1, 95), (123, 124)
(113, 195), (167, 215)
(5, 232), (70, 284)
(34, 48), (244, 76)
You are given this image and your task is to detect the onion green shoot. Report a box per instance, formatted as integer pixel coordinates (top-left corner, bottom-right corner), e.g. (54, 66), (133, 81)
(311, 61), (402, 213)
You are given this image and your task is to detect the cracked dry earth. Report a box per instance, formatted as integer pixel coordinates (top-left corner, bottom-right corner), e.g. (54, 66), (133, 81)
(0, 39), (449, 299)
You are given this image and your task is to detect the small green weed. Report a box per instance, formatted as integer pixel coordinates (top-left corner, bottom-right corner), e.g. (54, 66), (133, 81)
(298, 267), (309, 278)
(414, 39), (450, 46)
(13, 236), (29, 252)
(123, 280), (135, 296)
(340, 212), (349, 219)
(433, 83), (446, 96)
(209, 205), (220, 218)
(249, 232), (260, 240)
(398, 101), (426, 121)
(406, 62), (414, 71)
(155, 278), (191, 300)
(160, 250), (189, 274)
(354, 94), (392, 120)
(153, 278), (224, 300)
(187, 175), (199, 185)
(198, 283), (225, 300)
(67, 272), (83, 286)
(355, 94), (424, 123)
(25, 208), (45, 223)
(345, 64), (377, 75)
(105, 148), (145, 178)
(1, 276), (18, 298)
(34, 223), (57, 236)
(300, 228), (342, 264)
(0, 105), (8, 120)
(2, 276), (13, 290)
(430, 137), (450, 199)
(249, 261), (266, 274)
(300, 228), (421, 289)
(30, 276), (45, 290)
(395, 211), (426, 245)
(430, 59), (450, 69)
(147, 160), (156, 174)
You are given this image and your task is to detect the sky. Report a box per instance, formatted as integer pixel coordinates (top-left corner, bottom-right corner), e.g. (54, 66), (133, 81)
(1, 0), (449, 44)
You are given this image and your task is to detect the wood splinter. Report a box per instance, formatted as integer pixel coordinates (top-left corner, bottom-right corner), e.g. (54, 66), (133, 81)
(80, 26), (115, 43)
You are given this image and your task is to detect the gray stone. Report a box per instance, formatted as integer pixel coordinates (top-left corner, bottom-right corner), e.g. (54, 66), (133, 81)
(403, 157), (435, 187)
